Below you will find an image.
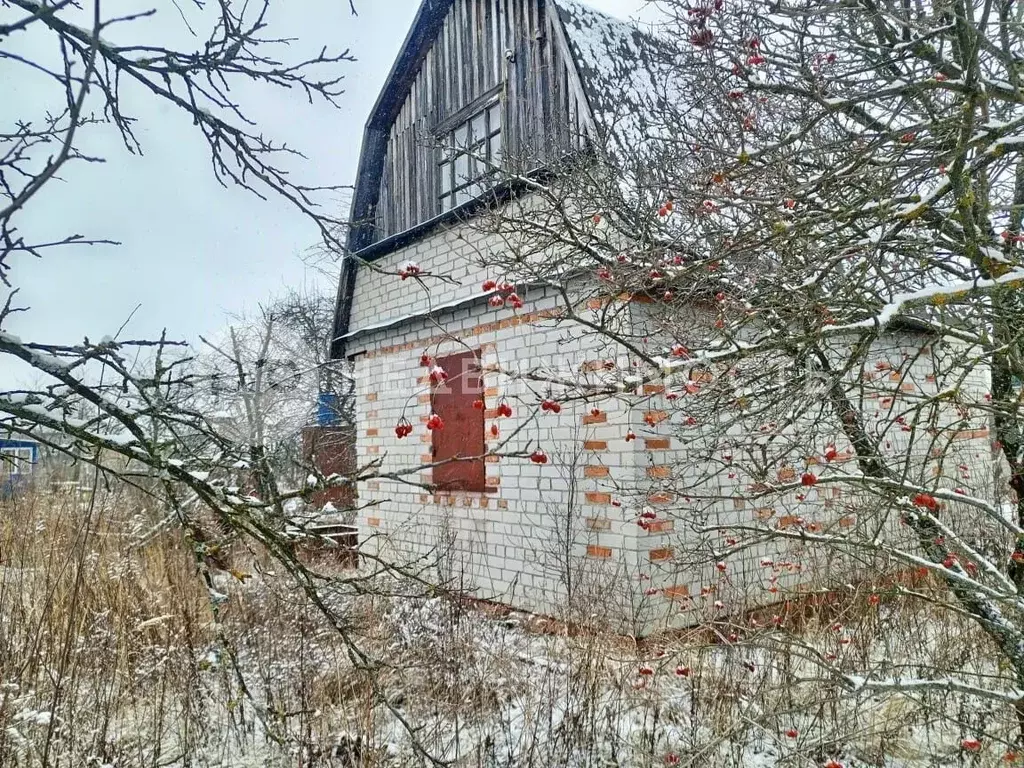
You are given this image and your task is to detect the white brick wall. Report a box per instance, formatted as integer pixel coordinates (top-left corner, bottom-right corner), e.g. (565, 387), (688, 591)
(346, 224), (998, 634)
(349, 225), (505, 333)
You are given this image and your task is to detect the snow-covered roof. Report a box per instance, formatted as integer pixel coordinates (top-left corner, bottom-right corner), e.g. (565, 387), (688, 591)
(553, 0), (689, 169)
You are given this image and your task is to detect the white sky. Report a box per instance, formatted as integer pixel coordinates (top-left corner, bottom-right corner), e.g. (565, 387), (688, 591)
(0, 0), (644, 383)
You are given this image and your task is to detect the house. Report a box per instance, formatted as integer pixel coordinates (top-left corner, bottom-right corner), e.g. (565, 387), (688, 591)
(0, 437), (39, 497)
(330, 0), (996, 633)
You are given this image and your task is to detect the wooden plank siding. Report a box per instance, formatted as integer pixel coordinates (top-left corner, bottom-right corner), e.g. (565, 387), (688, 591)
(372, 0), (590, 243)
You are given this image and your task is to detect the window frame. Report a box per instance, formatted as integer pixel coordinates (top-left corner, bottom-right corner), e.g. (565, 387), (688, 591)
(1, 447), (33, 476)
(436, 92), (503, 215)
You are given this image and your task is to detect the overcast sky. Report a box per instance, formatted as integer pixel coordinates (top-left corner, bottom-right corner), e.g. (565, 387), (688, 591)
(0, 0), (644, 383)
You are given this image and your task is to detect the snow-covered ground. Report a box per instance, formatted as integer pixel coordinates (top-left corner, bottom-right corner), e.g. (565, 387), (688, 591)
(0, 490), (1018, 767)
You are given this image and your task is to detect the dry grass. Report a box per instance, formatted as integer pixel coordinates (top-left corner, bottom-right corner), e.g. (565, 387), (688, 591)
(0, 484), (1018, 767)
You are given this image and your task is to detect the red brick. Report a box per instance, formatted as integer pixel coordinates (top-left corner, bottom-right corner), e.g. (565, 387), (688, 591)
(645, 438), (671, 450)
(587, 544), (613, 558)
(649, 547), (674, 562)
(584, 440), (608, 451)
(647, 465), (671, 479)
(644, 410), (669, 425)
(583, 411), (608, 425)
(585, 492), (612, 504)
(585, 465), (610, 478)
(585, 517), (611, 531)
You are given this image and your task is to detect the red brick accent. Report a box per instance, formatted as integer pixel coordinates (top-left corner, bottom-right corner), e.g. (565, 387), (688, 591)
(497, 500), (509, 509)
(582, 360), (615, 372)
(620, 292), (654, 304)
(419, 494), (429, 503)
(585, 517), (611, 531)
(777, 466), (796, 482)
(644, 410), (669, 425)
(689, 367), (713, 384)
(586, 298), (604, 310)
(366, 428), (379, 437)
(646, 520), (674, 533)
(585, 491), (612, 504)
(778, 515), (802, 529)
(587, 544), (613, 558)
(643, 384), (665, 394)
(584, 440), (608, 451)
(366, 393), (378, 402)
(645, 438), (671, 450)
(417, 394), (432, 404)
(367, 446), (380, 455)
(366, 481), (380, 490)
(367, 517), (381, 527)
(485, 386), (500, 397)
(649, 547), (674, 562)
(485, 455), (500, 463)
(901, 383), (916, 393)
(583, 411), (608, 425)
(890, 371), (902, 381)
(421, 454), (433, 463)
(486, 476), (500, 487)
(954, 428), (990, 441)
(755, 507), (775, 520)
(585, 465), (610, 478)
(647, 465), (671, 479)
(648, 491), (675, 504)
(733, 498), (746, 510)
(480, 497), (490, 508)
(664, 585), (690, 600)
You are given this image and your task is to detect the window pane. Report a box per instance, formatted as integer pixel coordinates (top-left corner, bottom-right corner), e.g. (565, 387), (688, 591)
(453, 124), (468, 149)
(440, 193), (452, 212)
(490, 132), (502, 163)
(487, 103), (501, 131)
(455, 152), (469, 184)
(471, 112), (486, 144)
(440, 162), (452, 194)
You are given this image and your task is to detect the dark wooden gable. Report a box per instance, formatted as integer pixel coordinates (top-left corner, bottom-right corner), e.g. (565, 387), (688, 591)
(347, 0), (595, 253)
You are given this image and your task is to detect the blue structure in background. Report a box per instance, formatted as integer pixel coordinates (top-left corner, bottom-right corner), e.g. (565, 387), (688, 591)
(0, 438), (39, 498)
(317, 393), (342, 427)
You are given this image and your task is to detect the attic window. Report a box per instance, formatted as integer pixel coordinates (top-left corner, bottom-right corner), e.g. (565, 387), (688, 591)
(438, 100), (502, 213)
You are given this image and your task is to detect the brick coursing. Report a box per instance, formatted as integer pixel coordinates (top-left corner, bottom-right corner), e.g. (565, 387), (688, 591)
(344, 222), (998, 634)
